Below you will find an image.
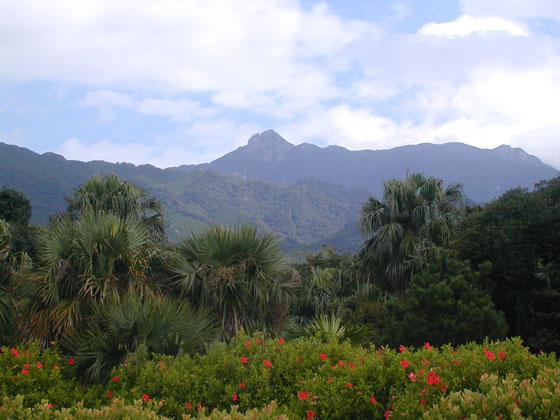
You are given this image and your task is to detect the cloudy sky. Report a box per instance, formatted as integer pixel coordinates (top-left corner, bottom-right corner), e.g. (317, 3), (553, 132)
(1, 0), (560, 169)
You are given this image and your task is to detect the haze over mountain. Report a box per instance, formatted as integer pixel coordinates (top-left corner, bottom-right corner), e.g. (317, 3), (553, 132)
(0, 131), (557, 252)
(193, 130), (559, 203)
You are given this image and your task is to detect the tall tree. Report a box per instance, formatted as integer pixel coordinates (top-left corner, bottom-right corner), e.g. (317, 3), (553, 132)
(359, 172), (463, 292)
(171, 224), (298, 335)
(19, 212), (162, 343)
(0, 187), (35, 256)
(65, 174), (165, 238)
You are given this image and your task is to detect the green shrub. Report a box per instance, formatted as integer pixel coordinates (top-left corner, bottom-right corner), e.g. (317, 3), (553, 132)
(0, 396), (171, 420)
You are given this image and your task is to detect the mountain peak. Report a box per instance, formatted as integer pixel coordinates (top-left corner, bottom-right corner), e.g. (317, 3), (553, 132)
(492, 144), (542, 165)
(244, 130), (294, 161)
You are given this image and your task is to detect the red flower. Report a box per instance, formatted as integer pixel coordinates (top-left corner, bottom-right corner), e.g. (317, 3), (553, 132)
(499, 351), (506, 360)
(424, 342), (432, 349)
(112, 376), (119, 382)
(10, 348), (19, 357)
(320, 352), (328, 360)
(484, 348), (495, 359)
(36, 362), (43, 368)
(21, 368), (29, 375)
(197, 402), (202, 410)
(298, 390), (310, 400)
(256, 338), (262, 345)
(384, 410), (392, 419)
(240, 356), (248, 364)
(338, 360), (344, 366)
(426, 370), (442, 385)
(370, 395), (377, 404)
(326, 377), (332, 382)
(278, 338), (285, 344)
(23, 363), (31, 368)
(345, 382), (353, 388)
(263, 359), (272, 368)
(399, 345), (407, 352)
(186, 402), (192, 410)
(419, 399), (426, 405)
(142, 394), (150, 401)
(307, 410), (315, 419)
(239, 382), (246, 389)
(53, 365), (60, 370)
(68, 358), (75, 365)
(107, 390), (113, 397)
(400, 359), (409, 368)
(408, 372), (417, 382)
(232, 392), (238, 401)
(245, 340), (251, 347)
(48, 403), (54, 408)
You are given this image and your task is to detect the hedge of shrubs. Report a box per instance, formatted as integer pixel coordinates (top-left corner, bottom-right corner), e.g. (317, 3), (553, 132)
(1, 336), (559, 419)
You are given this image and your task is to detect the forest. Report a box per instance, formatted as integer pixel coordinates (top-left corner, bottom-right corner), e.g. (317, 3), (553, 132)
(0, 172), (559, 419)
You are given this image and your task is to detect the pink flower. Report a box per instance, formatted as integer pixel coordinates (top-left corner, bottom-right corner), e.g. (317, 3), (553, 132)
(484, 348), (495, 359)
(278, 338), (285, 344)
(263, 359), (272, 368)
(21, 368), (29, 375)
(399, 345), (407, 352)
(307, 410), (315, 419)
(384, 410), (392, 419)
(232, 392), (238, 401)
(36, 362), (43, 368)
(345, 382), (353, 388)
(240, 356), (248, 364)
(400, 359), (409, 368)
(424, 342), (432, 349)
(370, 395), (377, 404)
(408, 372), (417, 382)
(320, 352), (328, 360)
(112, 376), (119, 382)
(142, 394), (150, 401)
(499, 351), (506, 360)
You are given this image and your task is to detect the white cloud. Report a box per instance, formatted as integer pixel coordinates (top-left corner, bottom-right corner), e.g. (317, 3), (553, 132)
(419, 14), (528, 38)
(462, 0), (560, 21)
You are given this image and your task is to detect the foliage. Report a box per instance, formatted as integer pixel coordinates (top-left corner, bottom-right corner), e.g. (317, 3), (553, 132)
(360, 173), (463, 292)
(66, 174), (166, 240)
(69, 292), (218, 383)
(0, 396), (173, 420)
(453, 177), (560, 350)
(379, 253), (508, 348)
(0, 187), (36, 256)
(18, 212), (163, 343)
(424, 369), (560, 419)
(171, 224), (298, 335)
(0, 338), (558, 419)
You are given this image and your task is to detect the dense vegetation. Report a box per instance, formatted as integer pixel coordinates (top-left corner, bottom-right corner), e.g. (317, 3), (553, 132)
(0, 172), (559, 418)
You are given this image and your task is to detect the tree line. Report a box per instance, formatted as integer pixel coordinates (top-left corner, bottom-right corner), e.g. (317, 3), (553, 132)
(0, 172), (558, 383)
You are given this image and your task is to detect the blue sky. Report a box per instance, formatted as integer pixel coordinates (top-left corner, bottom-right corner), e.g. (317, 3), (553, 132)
(1, 0), (560, 169)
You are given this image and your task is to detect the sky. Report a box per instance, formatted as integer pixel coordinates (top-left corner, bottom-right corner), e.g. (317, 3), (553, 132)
(1, 0), (560, 169)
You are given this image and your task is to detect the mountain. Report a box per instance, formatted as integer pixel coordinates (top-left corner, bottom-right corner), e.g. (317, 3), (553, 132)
(197, 130), (558, 203)
(0, 142), (367, 248)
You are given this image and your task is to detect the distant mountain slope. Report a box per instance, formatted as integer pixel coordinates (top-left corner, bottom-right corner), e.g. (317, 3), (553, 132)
(199, 130), (558, 203)
(0, 142), (367, 246)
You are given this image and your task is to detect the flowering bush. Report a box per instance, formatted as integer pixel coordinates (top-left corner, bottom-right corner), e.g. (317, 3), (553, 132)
(1, 336), (558, 419)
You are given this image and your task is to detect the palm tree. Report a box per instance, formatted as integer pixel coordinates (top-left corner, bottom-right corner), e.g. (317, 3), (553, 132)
(18, 211), (162, 343)
(69, 292), (218, 383)
(66, 174), (165, 238)
(360, 172), (463, 292)
(171, 224), (298, 335)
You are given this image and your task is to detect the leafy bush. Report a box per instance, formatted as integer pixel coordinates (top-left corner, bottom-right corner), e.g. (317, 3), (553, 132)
(0, 396), (172, 420)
